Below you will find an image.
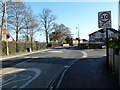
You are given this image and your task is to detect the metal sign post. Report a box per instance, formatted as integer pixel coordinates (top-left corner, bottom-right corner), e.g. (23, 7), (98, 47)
(98, 11), (112, 72)
(106, 28), (109, 71)
(5, 1), (9, 56)
(6, 35), (10, 56)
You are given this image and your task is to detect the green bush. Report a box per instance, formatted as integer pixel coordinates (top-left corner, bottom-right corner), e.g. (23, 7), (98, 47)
(47, 42), (58, 48)
(109, 36), (120, 49)
(88, 43), (103, 49)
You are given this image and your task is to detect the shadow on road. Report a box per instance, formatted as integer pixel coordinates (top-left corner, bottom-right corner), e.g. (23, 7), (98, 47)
(52, 46), (80, 50)
(58, 56), (119, 88)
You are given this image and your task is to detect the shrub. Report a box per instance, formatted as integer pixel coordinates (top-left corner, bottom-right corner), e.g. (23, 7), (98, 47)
(109, 36), (120, 49)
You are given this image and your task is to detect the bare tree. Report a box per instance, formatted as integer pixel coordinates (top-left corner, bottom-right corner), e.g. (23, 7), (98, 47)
(21, 5), (33, 42)
(39, 8), (56, 47)
(6, 0), (26, 52)
(29, 16), (40, 50)
(20, 5), (40, 50)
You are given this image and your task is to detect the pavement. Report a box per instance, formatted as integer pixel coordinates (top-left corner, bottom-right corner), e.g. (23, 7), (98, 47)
(58, 56), (119, 88)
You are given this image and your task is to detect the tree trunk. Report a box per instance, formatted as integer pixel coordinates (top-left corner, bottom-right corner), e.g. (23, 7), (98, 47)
(16, 31), (19, 52)
(46, 30), (48, 48)
(27, 27), (29, 41)
(31, 36), (33, 50)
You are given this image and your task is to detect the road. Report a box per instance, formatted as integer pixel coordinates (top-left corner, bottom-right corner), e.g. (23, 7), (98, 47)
(1, 46), (106, 89)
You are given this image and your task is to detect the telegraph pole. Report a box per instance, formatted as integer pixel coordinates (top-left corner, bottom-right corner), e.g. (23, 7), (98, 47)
(76, 27), (80, 47)
(4, 1), (9, 55)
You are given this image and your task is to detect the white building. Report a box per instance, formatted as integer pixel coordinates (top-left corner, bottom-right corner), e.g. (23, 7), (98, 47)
(89, 28), (120, 43)
(0, 26), (15, 42)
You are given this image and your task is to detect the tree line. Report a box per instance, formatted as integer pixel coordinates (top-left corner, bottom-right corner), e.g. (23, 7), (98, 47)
(0, 0), (72, 51)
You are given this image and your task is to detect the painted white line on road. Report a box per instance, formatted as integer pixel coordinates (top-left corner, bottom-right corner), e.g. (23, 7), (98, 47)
(56, 51), (88, 88)
(16, 56), (40, 65)
(24, 56), (39, 59)
(20, 68), (41, 88)
(2, 75), (31, 87)
(24, 56), (31, 58)
(56, 58), (79, 88)
(1, 68), (41, 88)
(15, 58), (34, 65)
(80, 51), (88, 58)
(48, 51), (63, 53)
(1, 68), (26, 75)
(12, 85), (18, 88)
(1, 74), (16, 85)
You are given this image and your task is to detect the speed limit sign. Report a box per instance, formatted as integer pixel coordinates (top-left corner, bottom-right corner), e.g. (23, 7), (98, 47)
(98, 11), (111, 28)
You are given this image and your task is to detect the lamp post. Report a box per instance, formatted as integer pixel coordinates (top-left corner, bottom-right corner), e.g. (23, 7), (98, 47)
(76, 27), (80, 47)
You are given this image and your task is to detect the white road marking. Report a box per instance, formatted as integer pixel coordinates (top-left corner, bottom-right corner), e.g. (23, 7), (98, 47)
(48, 51), (63, 53)
(1, 74), (16, 85)
(15, 58), (34, 65)
(20, 68), (41, 88)
(24, 56), (31, 58)
(56, 51), (87, 88)
(80, 51), (88, 58)
(12, 85), (17, 88)
(1, 75), (31, 87)
(1, 68), (41, 88)
(64, 66), (69, 68)
(56, 58), (80, 88)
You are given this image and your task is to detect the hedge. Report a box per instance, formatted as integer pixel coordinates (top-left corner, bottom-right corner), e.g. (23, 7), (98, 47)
(1, 41), (47, 56)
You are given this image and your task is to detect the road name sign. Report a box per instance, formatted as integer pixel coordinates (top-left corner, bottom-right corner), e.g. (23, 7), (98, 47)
(98, 11), (111, 28)
(6, 34), (10, 39)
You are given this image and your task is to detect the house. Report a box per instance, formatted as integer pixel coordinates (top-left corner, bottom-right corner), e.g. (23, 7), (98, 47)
(0, 26), (15, 41)
(89, 28), (120, 43)
(71, 38), (88, 45)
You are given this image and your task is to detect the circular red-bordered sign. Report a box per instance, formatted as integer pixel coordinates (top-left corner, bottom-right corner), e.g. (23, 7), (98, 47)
(99, 12), (110, 23)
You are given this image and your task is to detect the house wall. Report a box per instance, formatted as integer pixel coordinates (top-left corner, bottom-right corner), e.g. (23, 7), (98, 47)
(73, 40), (78, 45)
(0, 27), (14, 42)
(89, 29), (119, 42)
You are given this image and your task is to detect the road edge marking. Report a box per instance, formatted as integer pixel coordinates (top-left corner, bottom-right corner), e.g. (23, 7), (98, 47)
(55, 50), (87, 88)
(80, 51), (88, 58)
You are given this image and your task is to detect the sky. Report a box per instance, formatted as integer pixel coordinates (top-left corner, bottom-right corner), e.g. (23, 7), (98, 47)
(25, 1), (119, 41)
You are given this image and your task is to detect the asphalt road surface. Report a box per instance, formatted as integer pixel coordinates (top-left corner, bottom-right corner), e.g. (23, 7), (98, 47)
(1, 46), (106, 89)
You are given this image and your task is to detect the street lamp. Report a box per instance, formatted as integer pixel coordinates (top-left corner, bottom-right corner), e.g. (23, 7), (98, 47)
(76, 27), (80, 47)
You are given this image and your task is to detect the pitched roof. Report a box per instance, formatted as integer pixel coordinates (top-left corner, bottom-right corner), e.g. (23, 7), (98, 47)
(89, 28), (120, 36)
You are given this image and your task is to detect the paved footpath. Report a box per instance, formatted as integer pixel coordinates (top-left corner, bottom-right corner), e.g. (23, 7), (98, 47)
(59, 56), (119, 88)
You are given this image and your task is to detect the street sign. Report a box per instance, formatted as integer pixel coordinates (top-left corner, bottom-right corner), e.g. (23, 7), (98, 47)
(98, 11), (111, 28)
(6, 34), (10, 39)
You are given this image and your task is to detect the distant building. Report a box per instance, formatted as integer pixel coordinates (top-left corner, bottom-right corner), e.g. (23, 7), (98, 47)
(89, 28), (120, 43)
(0, 26), (15, 41)
(71, 38), (88, 45)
